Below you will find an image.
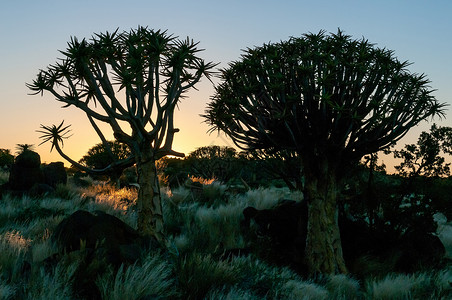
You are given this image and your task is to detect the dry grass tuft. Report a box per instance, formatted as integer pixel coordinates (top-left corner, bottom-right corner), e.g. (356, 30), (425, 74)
(364, 272), (432, 300)
(326, 274), (361, 299)
(205, 286), (260, 300)
(176, 253), (241, 299)
(282, 280), (329, 300)
(25, 262), (78, 300)
(0, 278), (15, 300)
(97, 253), (176, 300)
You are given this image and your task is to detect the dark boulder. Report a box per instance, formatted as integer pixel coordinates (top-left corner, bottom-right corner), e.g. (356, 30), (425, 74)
(42, 162), (67, 188)
(243, 200), (307, 247)
(52, 210), (147, 258)
(51, 210), (155, 299)
(5, 151), (68, 194)
(242, 200), (446, 276)
(14, 150), (41, 168)
(242, 200), (308, 272)
(395, 229), (446, 273)
(8, 150), (44, 191)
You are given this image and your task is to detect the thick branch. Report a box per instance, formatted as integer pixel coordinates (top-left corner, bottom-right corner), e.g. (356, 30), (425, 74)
(53, 138), (135, 174)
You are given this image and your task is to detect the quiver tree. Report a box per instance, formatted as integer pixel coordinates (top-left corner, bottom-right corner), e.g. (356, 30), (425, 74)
(204, 30), (446, 274)
(28, 27), (215, 240)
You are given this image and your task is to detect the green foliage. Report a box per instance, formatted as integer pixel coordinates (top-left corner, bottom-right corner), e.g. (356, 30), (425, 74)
(165, 185), (298, 255)
(185, 146), (239, 182)
(79, 141), (131, 170)
(0, 148), (14, 169)
(392, 124), (452, 178)
(161, 145), (294, 190)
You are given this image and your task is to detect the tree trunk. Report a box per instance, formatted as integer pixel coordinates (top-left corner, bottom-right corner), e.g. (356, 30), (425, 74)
(136, 149), (164, 241)
(304, 165), (347, 274)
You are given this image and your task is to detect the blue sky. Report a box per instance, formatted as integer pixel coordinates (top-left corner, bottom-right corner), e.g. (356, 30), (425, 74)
(0, 0), (451, 168)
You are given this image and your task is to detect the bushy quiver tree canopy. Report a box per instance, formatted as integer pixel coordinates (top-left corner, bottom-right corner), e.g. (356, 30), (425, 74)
(203, 30), (447, 274)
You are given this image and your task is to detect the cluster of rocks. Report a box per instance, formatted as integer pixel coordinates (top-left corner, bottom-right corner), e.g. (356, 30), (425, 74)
(1, 150), (67, 196)
(242, 199), (447, 277)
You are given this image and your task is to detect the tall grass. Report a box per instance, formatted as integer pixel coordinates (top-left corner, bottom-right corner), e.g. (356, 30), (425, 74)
(205, 286), (260, 300)
(325, 274), (361, 299)
(233, 255), (301, 298)
(281, 280), (330, 300)
(0, 176), (450, 299)
(364, 272), (445, 300)
(0, 278), (15, 300)
(175, 253), (242, 299)
(0, 230), (30, 281)
(97, 253), (176, 300)
(24, 262), (78, 300)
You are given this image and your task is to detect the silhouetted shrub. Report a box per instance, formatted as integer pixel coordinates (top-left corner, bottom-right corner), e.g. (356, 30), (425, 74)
(0, 149), (14, 170)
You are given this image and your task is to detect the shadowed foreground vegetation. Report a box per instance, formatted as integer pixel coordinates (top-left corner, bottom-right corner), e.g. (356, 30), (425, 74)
(0, 168), (451, 299)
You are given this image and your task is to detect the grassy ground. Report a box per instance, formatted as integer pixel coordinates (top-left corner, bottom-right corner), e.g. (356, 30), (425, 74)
(0, 171), (451, 299)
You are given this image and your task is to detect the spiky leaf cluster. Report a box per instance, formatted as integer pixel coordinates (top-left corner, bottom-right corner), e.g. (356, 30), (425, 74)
(37, 121), (72, 152)
(204, 30), (446, 170)
(28, 27), (216, 167)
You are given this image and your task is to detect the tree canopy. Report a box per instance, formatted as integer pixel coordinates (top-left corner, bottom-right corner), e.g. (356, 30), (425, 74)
(204, 30), (446, 173)
(204, 30), (447, 274)
(79, 141), (131, 170)
(393, 124), (452, 177)
(29, 26), (216, 164)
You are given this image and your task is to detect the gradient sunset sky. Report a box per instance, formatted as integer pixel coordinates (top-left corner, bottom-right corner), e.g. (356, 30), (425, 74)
(1, 0), (451, 168)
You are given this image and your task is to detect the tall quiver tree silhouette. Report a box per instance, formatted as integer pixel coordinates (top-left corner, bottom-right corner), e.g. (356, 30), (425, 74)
(204, 30), (447, 274)
(28, 27), (216, 240)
